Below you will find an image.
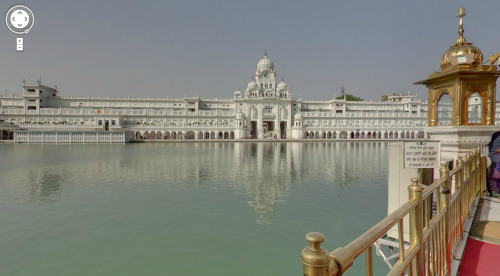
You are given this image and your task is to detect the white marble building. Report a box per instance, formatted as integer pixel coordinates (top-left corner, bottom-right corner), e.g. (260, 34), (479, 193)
(0, 54), (441, 142)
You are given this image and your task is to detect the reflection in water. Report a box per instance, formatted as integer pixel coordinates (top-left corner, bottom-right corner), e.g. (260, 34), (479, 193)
(27, 168), (62, 202)
(237, 143), (292, 224)
(1, 142), (387, 224)
(0, 142), (390, 276)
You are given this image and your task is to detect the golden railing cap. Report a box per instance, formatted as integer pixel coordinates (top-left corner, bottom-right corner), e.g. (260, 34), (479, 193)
(305, 232), (325, 249)
(301, 232), (330, 267)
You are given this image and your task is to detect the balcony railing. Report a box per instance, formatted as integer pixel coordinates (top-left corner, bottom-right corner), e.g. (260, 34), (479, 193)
(301, 148), (485, 275)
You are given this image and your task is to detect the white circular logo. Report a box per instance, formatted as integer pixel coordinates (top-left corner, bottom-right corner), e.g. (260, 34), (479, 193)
(5, 5), (34, 34)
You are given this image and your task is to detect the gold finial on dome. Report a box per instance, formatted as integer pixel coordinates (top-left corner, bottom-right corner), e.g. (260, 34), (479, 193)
(439, 7), (483, 69)
(264, 48), (267, 57)
(456, 7), (467, 45)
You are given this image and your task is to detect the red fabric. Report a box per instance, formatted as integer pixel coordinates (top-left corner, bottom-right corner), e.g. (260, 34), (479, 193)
(459, 238), (500, 276)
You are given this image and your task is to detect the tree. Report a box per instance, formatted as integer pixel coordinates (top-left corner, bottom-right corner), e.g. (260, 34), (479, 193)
(336, 86), (364, 101)
(336, 93), (364, 101)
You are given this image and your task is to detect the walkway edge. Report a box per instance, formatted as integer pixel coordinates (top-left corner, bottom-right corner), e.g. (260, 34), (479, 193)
(450, 196), (480, 276)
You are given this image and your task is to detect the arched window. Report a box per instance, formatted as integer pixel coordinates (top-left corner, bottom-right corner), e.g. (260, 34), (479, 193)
(251, 108), (258, 119)
(467, 92), (482, 124)
(437, 93), (452, 126)
(281, 108), (288, 117)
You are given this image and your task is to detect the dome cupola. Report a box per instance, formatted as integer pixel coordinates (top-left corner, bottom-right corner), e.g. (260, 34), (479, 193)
(257, 51), (275, 73)
(247, 80), (258, 90)
(277, 80), (288, 91)
(440, 7), (483, 69)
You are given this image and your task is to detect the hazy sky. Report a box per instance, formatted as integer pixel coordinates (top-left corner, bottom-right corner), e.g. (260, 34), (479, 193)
(2, 1), (500, 101)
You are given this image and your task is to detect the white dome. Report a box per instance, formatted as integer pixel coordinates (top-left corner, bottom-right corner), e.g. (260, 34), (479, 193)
(234, 90), (241, 98)
(257, 55), (274, 72)
(247, 81), (258, 90)
(277, 81), (288, 91)
(294, 113), (303, 120)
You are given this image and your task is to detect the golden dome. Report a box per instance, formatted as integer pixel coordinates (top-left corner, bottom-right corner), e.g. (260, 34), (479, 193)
(440, 7), (483, 69)
(440, 41), (483, 69)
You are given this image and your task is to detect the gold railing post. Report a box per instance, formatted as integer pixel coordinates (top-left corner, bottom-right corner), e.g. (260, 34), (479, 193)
(476, 148), (485, 196)
(480, 154), (487, 196)
(301, 232), (332, 276)
(457, 156), (465, 239)
(473, 149), (478, 201)
(464, 153), (470, 180)
(476, 148), (481, 195)
(439, 163), (451, 273)
(464, 153), (471, 211)
(472, 149), (477, 195)
(456, 157), (464, 192)
(366, 246), (373, 276)
(409, 178), (424, 275)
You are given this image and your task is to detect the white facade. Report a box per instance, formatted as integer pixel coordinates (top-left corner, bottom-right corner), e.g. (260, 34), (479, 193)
(0, 55), (443, 141)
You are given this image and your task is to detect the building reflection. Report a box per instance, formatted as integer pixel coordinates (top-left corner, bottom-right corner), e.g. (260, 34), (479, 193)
(26, 168), (62, 202)
(10, 142), (387, 224)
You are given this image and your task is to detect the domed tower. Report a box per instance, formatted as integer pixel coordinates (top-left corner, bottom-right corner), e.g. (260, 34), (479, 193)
(233, 90), (242, 99)
(245, 78), (259, 98)
(415, 7), (500, 158)
(415, 7), (500, 127)
(276, 79), (290, 98)
(255, 50), (277, 97)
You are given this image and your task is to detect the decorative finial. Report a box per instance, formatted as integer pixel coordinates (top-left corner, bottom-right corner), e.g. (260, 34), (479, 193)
(22, 78), (26, 85)
(456, 7), (467, 45)
(281, 77), (284, 82)
(457, 6), (466, 18)
(264, 48), (267, 57)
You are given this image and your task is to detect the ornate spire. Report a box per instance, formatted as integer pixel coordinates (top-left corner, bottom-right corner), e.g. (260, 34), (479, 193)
(264, 48), (267, 57)
(456, 7), (468, 45)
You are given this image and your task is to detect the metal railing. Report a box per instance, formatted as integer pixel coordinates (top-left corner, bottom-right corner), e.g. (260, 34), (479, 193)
(301, 147), (485, 276)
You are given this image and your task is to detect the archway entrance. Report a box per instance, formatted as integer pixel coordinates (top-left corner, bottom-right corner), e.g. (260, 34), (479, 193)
(280, 121), (286, 138)
(0, 130), (14, 140)
(250, 121), (257, 138)
(263, 121), (274, 138)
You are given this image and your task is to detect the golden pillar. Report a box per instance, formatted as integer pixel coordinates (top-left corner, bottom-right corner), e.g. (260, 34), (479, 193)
(408, 178), (424, 275)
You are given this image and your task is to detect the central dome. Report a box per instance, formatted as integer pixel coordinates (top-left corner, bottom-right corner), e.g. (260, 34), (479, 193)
(257, 55), (274, 72)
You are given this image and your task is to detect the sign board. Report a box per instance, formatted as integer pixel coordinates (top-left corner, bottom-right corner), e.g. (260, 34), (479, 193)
(403, 141), (441, 168)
